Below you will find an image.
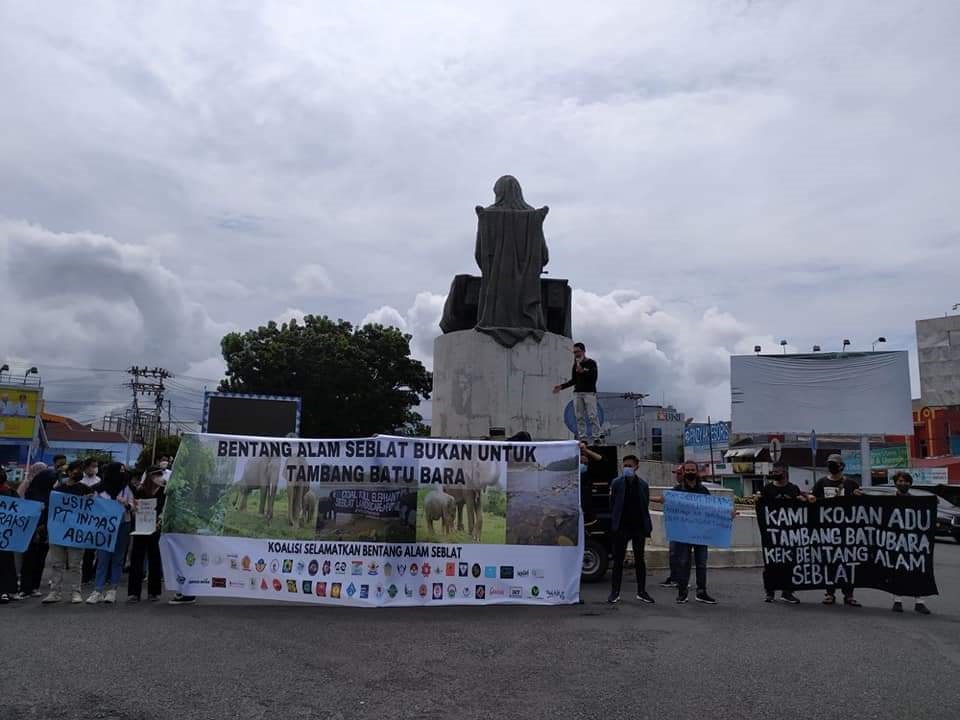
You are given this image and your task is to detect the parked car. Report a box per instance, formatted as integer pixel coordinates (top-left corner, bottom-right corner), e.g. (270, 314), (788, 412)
(861, 486), (960, 542)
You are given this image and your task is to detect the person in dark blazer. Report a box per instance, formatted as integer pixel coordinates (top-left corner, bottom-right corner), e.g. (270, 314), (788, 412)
(608, 455), (654, 605)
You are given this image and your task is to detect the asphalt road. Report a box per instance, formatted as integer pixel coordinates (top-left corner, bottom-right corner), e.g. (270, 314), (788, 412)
(4, 542), (960, 720)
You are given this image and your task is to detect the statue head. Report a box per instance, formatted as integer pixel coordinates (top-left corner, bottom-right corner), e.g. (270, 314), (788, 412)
(490, 175), (533, 210)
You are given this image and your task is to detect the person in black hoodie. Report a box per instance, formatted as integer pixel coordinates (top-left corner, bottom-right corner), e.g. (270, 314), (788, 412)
(17, 464), (59, 599)
(810, 453), (862, 607)
(889, 471), (932, 615)
(760, 462), (803, 604)
(127, 466), (166, 602)
(0, 468), (19, 603)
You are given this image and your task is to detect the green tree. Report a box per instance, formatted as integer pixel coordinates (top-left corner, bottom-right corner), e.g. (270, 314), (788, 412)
(219, 315), (432, 437)
(134, 435), (181, 472)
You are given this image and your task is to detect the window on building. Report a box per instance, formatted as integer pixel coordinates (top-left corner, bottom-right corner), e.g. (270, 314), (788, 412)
(651, 427), (663, 461)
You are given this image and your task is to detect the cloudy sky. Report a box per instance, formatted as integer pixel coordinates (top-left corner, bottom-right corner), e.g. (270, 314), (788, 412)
(1, 0), (958, 428)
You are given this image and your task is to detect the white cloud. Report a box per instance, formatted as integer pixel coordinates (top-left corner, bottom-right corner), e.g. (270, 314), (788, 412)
(293, 264), (333, 295)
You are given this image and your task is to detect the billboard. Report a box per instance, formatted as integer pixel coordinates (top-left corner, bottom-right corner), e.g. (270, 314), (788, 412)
(841, 446), (909, 474)
(683, 421), (730, 463)
(730, 352), (912, 435)
(202, 392), (301, 437)
(0, 384), (42, 441)
(916, 315), (960, 406)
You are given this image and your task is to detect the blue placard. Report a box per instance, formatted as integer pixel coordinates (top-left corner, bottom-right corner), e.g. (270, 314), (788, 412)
(0, 496), (43, 552)
(47, 491), (123, 551)
(663, 491), (733, 548)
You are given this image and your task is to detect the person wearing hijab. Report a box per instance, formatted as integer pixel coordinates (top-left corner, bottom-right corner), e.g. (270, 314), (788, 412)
(17, 462), (47, 499)
(0, 468), (19, 603)
(16, 462), (59, 599)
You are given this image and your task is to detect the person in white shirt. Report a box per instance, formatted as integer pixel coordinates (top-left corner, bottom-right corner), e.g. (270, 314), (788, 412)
(14, 394), (29, 417)
(0, 394), (11, 416)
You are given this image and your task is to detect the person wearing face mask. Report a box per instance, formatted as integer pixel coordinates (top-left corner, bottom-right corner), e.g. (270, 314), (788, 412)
(760, 461), (803, 604)
(607, 455), (654, 605)
(553, 342), (601, 444)
(889, 472), (931, 615)
(810, 453), (862, 606)
(655, 462), (718, 605)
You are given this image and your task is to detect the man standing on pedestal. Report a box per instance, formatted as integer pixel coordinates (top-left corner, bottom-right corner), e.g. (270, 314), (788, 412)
(554, 342), (600, 443)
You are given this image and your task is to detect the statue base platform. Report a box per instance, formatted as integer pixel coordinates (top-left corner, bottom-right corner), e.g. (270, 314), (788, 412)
(431, 330), (571, 441)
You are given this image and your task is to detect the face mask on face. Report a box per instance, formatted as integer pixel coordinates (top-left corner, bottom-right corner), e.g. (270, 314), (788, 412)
(827, 462), (842, 475)
(683, 472), (698, 483)
(159, 461), (169, 469)
(896, 484), (910, 495)
(770, 474), (785, 483)
(623, 466), (635, 477)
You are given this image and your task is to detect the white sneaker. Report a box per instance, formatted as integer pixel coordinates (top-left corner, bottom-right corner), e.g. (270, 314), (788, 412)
(104, 589), (117, 604)
(42, 592), (62, 604)
(86, 590), (104, 605)
(71, 591), (84, 604)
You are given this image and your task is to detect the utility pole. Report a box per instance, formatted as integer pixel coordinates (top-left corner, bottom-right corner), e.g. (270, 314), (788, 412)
(126, 366), (172, 465)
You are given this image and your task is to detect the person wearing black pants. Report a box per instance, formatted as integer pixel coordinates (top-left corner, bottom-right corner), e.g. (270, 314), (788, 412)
(127, 466), (165, 602)
(607, 455), (654, 605)
(17, 465), (59, 598)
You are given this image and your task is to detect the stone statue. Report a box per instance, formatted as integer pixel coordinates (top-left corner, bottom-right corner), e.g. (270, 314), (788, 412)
(472, 175), (550, 348)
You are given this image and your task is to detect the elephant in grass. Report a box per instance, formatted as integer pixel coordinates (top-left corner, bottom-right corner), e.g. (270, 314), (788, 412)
(423, 486), (457, 536)
(233, 456), (284, 522)
(441, 458), (501, 542)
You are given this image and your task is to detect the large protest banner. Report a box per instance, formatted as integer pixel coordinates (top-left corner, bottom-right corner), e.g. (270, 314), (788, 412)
(159, 433), (583, 606)
(47, 491), (124, 551)
(0, 496), (43, 552)
(757, 496), (938, 596)
(663, 491), (733, 547)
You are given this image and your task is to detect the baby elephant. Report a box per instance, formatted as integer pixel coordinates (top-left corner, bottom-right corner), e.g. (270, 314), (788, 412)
(423, 487), (456, 535)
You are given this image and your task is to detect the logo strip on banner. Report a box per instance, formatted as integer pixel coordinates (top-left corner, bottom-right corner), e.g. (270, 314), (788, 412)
(158, 433), (583, 607)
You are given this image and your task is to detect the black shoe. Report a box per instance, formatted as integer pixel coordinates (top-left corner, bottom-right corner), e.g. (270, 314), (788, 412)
(843, 597), (861, 607)
(781, 592), (800, 605)
(127, 596), (140, 604)
(607, 593), (620, 605)
(168, 594), (196, 605)
(765, 593), (775, 603)
(636, 591), (655, 604)
(915, 603), (931, 615)
(696, 591), (717, 605)
(660, 579), (677, 588)
(892, 601), (903, 613)
(676, 590), (689, 604)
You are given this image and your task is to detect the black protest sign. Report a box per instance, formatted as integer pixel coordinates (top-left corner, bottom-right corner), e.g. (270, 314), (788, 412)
(332, 488), (405, 519)
(757, 495), (938, 597)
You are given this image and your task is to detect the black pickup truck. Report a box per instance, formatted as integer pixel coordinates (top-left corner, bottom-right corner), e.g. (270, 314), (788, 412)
(580, 447), (619, 582)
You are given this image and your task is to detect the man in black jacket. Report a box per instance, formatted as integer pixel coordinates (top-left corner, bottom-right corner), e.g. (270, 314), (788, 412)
(553, 342), (600, 443)
(607, 455), (654, 605)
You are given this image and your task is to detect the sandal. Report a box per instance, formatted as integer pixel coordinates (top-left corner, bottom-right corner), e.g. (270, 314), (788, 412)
(822, 594), (836, 605)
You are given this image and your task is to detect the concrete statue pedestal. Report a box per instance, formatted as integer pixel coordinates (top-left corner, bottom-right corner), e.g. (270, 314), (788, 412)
(431, 329), (571, 441)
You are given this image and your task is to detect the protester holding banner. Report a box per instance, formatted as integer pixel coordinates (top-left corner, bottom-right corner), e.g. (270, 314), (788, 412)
(79, 458), (101, 586)
(87, 463), (134, 605)
(760, 462), (802, 604)
(0, 468), (19, 603)
(890, 471), (932, 615)
(811, 454), (862, 607)
(607, 455), (655, 605)
(127, 466), (166, 602)
(659, 462), (717, 605)
(43, 461), (95, 604)
(16, 463), (58, 599)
